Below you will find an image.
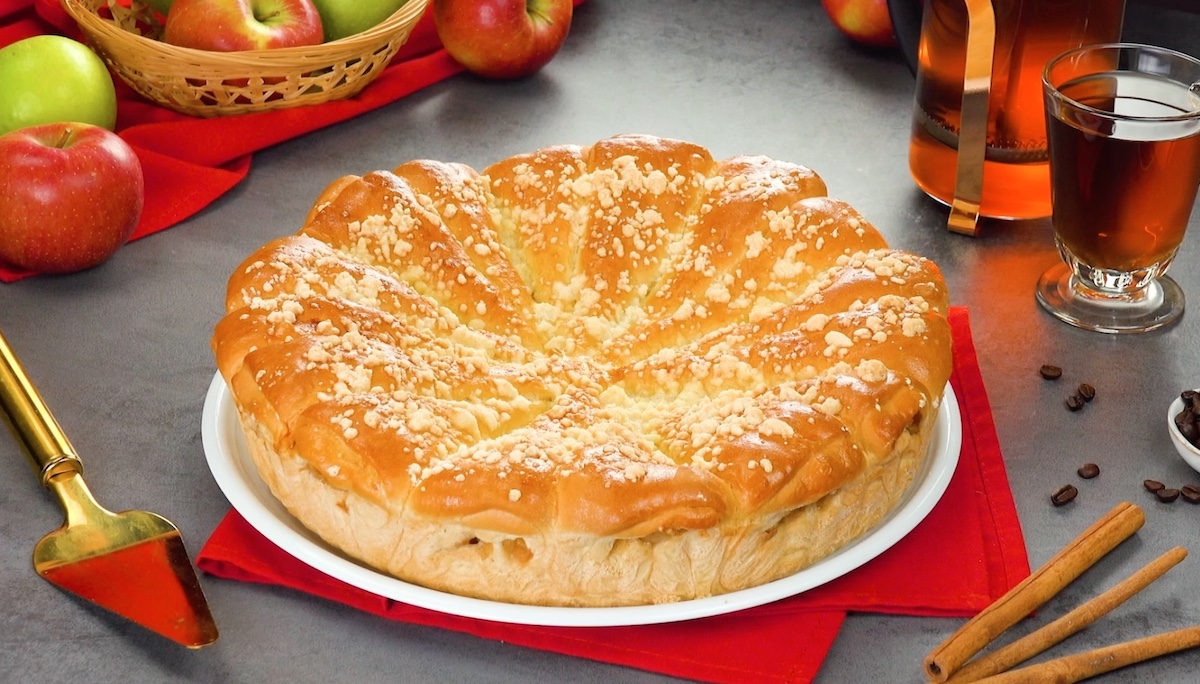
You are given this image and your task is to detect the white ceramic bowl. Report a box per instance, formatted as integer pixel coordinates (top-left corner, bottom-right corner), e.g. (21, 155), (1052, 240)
(1168, 391), (1200, 474)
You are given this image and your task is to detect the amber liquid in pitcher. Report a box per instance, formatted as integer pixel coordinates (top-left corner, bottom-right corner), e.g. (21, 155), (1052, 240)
(908, 0), (1125, 219)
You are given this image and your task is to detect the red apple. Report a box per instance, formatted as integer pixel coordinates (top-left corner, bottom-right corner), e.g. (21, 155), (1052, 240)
(0, 123), (144, 274)
(163, 0), (324, 52)
(820, 0), (898, 49)
(434, 0), (573, 80)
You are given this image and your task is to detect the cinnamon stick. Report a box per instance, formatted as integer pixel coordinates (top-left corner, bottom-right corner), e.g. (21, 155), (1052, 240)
(923, 502), (1145, 682)
(943, 546), (1187, 683)
(971, 622), (1200, 684)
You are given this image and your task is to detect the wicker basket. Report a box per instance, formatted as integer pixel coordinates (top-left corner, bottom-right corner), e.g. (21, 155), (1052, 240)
(62, 0), (430, 117)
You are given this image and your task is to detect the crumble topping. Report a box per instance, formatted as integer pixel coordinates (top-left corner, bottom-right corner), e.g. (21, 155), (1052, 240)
(223, 138), (947, 507)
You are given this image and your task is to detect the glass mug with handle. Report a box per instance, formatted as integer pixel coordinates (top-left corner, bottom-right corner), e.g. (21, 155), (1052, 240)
(889, 0), (1126, 234)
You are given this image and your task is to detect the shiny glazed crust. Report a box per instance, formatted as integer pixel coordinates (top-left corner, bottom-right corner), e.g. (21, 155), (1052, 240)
(212, 134), (953, 606)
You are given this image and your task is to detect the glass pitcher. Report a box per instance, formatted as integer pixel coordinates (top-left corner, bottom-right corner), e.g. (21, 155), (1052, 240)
(890, 0), (1126, 232)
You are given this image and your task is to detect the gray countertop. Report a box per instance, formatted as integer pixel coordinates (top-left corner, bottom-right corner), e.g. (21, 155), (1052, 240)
(3, 1), (1200, 682)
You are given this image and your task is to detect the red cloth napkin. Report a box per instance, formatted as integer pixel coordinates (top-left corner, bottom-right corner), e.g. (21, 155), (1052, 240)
(2, 0), (600, 282)
(196, 306), (1029, 684)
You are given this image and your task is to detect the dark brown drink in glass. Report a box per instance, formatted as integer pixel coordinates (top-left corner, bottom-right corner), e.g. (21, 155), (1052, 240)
(1047, 72), (1200, 275)
(1037, 44), (1200, 334)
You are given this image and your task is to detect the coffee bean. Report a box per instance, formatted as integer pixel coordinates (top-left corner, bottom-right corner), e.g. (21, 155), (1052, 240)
(1144, 479), (1166, 493)
(1176, 391), (1200, 449)
(1178, 408), (1200, 443)
(1040, 365), (1063, 380)
(1051, 484), (1078, 506)
(1156, 488), (1181, 503)
(1177, 403), (1200, 447)
(1181, 485), (1200, 504)
(1066, 395), (1084, 412)
(1077, 383), (1096, 402)
(1077, 463), (1100, 479)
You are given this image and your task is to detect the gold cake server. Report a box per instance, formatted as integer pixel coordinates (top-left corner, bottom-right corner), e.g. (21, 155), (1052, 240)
(0, 328), (218, 648)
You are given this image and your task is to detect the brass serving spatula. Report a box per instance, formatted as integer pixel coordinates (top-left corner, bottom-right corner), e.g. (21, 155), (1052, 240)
(0, 328), (218, 648)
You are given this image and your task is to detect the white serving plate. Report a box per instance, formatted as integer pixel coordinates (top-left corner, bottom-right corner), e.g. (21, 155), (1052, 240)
(201, 373), (962, 627)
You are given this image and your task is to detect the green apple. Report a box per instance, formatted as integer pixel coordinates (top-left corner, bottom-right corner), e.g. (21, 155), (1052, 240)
(143, 0), (174, 14)
(0, 36), (118, 136)
(311, 0), (408, 41)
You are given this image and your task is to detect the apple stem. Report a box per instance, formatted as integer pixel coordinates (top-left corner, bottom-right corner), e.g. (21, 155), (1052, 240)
(527, 1), (553, 24)
(56, 127), (74, 149)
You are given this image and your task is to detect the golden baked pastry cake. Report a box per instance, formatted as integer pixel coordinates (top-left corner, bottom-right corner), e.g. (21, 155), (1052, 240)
(212, 134), (953, 607)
